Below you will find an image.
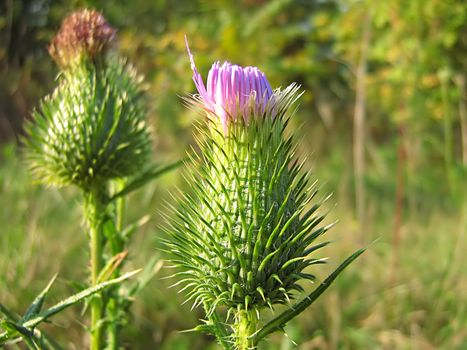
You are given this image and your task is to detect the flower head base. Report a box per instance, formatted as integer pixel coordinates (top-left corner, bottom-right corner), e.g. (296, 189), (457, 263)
(49, 9), (116, 68)
(186, 39), (274, 131)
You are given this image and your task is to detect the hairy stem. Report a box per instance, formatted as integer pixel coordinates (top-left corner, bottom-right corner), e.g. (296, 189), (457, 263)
(234, 309), (257, 350)
(106, 298), (118, 350)
(84, 185), (107, 350)
(106, 180), (126, 349)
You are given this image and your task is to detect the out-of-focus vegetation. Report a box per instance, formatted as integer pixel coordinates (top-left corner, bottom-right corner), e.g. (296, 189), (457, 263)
(1, 0), (466, 349)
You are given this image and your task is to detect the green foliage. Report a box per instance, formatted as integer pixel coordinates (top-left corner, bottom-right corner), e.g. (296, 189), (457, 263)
(0, 270), (139, 347)
(24, 57), (152, 190)
(110, 159), (185, 201)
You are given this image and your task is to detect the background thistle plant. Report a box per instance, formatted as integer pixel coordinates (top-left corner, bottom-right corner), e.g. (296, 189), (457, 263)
(165, 43), (364, 349)
(19, 9), (175, 350)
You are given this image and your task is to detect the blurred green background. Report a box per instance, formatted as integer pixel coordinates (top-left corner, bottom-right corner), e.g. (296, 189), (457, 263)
(1, 0), (466, 349)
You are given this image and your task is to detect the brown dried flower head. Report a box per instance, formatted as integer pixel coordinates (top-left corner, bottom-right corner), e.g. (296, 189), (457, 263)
(48, 9), (116, 68)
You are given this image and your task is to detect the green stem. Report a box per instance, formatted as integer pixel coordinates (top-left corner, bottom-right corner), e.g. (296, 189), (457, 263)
(115, 180), (126, 233)
(90, 228), (103, 350)
(106, 179), (126, 350)
(234, 309), (257, 350)
(106, 298), (118, 350)
(84, 186), (107, 350)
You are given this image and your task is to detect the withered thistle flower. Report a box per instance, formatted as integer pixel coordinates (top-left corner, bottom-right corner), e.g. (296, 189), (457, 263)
(48, 9), (116, 68)
(163, 41), (365, 350)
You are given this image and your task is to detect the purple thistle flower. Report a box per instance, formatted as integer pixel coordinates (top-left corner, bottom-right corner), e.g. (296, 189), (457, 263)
(186, 37), (274, 131)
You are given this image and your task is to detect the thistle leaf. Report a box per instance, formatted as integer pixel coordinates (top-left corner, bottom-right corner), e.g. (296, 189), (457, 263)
(0, 270), (140, 344)
(0, 304), (20, 322)
(127, 256), (163, 298)
(97, 252), (128, 283)
(22, 274), (58, 322)
(121, 215), (150, 240)
(109, 159), (184, 201)
(253, 248), (366, 343)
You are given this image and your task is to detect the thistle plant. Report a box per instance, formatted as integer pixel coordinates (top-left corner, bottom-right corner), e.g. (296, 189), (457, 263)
(20, 9), (175, 349)
(164, 41), (364, 349)
(26, 10), (151, 189)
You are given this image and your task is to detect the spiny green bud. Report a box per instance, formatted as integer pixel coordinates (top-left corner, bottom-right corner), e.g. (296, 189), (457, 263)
(48, 9), (116, 69)
(24, 12), (151, 190)
(166, 47), (330, 324)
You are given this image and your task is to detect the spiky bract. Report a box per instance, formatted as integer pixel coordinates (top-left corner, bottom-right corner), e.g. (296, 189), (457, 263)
(24, 58), (152, 190)
(166, 84), (331, 316)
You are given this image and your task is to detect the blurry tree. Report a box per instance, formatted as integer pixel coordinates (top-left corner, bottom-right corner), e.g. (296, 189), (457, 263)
(1, 0), (465, 208)
(0, 0), (75, 142)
